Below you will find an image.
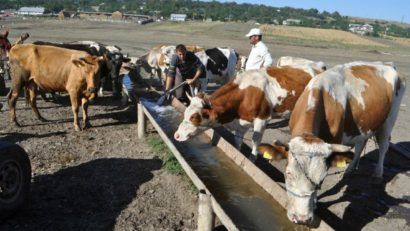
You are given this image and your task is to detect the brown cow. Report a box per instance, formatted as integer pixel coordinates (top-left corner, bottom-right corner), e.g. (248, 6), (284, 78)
(8, 44), (104, 131)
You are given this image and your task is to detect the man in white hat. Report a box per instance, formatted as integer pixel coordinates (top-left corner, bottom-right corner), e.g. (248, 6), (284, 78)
(244, 28), (273, 71)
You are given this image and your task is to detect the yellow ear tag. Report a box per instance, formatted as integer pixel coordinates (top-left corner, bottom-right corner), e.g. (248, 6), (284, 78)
(336, 159), (347, 168)
(263, 151), (273, 160)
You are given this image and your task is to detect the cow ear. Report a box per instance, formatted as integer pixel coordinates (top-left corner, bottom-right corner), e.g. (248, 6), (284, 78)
(72, 59), (86, 67)
(327, 151), (354, 168)
(96, 55), (104, 61)
(330, 144), (351, 153)
(258, 141), (288, 161)
(123, 57), (131, 63)
(196, 92), (205, 99)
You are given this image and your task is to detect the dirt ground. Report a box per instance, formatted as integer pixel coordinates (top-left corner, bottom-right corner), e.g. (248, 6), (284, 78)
(0, 18), (409, 230)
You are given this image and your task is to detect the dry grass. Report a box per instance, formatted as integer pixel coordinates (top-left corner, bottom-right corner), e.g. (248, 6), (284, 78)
(260, 24), (388, 47)
(392, 37), (410, 46)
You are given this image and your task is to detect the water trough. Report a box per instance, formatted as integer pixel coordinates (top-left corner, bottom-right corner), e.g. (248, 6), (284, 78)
(137, 98), (334, 231)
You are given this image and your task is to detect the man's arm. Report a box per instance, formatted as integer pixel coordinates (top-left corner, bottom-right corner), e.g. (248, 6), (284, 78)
(165, 54), (178, 91)
(261, 49), (273, 68)
(186, 59), (204, 85)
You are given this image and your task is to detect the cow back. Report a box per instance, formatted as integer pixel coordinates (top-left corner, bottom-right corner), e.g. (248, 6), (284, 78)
(10, 44), (92, 92)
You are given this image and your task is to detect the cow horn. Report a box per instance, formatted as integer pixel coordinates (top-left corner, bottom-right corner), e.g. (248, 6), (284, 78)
(330, 144), (351, 152)
(185, 92), (192, 101)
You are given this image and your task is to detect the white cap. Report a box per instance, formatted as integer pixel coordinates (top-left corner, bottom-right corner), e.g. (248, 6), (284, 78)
(245, 28), (262, 37)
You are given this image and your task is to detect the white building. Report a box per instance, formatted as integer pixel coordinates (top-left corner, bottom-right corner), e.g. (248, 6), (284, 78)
(16, 7), (45, 15)
(283, 18), (301, 26)
(170, 14), (186, 22)
(349, 23), (374, 35)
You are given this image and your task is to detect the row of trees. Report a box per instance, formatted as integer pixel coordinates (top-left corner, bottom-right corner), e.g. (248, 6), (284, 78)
(1, 0), (409, 38)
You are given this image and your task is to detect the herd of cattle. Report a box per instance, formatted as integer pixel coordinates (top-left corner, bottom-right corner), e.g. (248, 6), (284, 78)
(2, 32), (406, 226)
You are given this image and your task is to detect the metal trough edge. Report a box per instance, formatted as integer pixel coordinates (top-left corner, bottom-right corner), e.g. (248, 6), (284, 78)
(170, 99), (334, 231)
(142, 105), (240, 231)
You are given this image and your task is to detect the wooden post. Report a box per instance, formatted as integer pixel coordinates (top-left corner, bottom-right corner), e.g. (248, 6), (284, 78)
(137, 103), (146, 138)
(198, 189), (215, 231)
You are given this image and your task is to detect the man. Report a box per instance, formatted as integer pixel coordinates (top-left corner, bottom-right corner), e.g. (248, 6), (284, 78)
(164, 44), (206, 103)
(245, 28), (273, 71)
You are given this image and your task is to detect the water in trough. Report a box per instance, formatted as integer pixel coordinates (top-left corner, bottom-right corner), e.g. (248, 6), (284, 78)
(142, 99), (299, 230)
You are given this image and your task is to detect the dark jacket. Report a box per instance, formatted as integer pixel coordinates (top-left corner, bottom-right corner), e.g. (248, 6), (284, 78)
(168, 51), (206, 80)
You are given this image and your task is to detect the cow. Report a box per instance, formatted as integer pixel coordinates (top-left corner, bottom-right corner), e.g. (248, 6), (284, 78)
(277, 56), (327, 77)
(136, 45), (204, 86)
(173, 66), (314, 161)
(262, 61), (405, 225)
(7, 44), (104, 131)
(195, 47), (239, 86)
(33, 40), (128, 98)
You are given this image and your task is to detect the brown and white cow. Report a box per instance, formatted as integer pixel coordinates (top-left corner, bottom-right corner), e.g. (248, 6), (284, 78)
(263, 61), (405, 225)
(173, 66), (313, 160)
(277, 56), (327, 77)
(8, 44), (104, 131)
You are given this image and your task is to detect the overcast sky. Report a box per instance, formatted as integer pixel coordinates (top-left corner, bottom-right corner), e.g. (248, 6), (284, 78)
(215, 0), (409, 23)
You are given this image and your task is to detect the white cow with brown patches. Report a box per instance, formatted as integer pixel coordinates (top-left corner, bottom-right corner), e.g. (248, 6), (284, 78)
(174, 66), (313, 160)
(263, 61), (406, 225)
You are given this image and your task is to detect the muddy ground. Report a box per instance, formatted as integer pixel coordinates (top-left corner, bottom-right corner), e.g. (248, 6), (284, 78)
(0, 18), (409, 230)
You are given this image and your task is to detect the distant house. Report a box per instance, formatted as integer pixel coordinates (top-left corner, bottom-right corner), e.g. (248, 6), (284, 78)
(170, 14), (186, 22)
(349, 23), (373, 35)
(282, 18), (301, 26)
(16, 7), (45, 16)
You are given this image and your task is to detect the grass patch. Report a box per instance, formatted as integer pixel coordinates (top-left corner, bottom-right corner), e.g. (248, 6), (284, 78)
(146, 133), (185, 175)
(146, 133), (198, 193)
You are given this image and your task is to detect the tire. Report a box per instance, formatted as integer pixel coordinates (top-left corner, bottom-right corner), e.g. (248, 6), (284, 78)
(0, 142), (31, 220)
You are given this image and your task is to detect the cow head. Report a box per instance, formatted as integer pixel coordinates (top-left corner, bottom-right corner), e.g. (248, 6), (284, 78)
(174, 93), (215, 141)
(161, 45), (176, 65)
(105, 51), (125, 80)
(261, 133), (353, 225)
(0, 29), (11, 56)
(72, 55), (105, 100)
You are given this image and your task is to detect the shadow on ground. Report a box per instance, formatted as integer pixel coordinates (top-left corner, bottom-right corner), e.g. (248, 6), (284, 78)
(0, 158), (162, 230)
(317, 148), (410, 230)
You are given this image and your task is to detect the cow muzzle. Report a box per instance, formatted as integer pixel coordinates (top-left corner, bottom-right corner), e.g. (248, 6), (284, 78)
(87, 87), (98, 93)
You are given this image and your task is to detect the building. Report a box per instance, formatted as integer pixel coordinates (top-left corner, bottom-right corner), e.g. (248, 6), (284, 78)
(170, 14), (186, 22)
(283, 18), (301, 26)
(349, 23), (374, 35)
(16, 7), (45, 16)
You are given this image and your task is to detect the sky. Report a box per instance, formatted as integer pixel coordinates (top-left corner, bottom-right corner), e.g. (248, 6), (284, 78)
(216, 0), (410, 23)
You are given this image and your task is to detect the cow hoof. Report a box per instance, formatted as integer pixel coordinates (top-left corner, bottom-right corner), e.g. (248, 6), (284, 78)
(82, 123), (92, 130)
(13, 122), (21, 127)
(74, 126), (81, 132)
(39, 117), (47, 122)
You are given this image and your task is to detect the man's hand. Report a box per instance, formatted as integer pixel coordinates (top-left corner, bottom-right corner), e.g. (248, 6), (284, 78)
(163, 90), (172, 100)
(186, 78), (195, 85)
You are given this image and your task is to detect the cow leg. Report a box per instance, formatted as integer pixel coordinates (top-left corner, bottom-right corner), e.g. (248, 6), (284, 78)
(233, 119), (251, 152)
(344, 139), (367, 176)
(27, 82), (46, 122)
(8, 85), (22, 126)
(69, 93), (81, 131)
(81, 98), (91, 129)
(251, 118), (267, 161)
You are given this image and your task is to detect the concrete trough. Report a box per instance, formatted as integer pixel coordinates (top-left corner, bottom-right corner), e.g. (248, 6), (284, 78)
(138, 99), (334, 230)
